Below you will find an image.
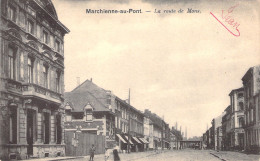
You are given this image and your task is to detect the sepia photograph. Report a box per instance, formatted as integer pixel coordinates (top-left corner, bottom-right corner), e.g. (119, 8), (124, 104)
(0, 0), (260, 160)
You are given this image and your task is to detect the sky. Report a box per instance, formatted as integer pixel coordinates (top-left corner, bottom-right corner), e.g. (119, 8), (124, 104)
(52, 0), (260, 138)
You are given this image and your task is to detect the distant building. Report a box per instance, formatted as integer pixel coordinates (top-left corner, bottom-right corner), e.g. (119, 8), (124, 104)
(115, 97), (145, 152)
(144, 116), (153, 150)
(144, 109), (170, 150)
(229, 87), (245, 150)
(0, 0), (69, 160)
(242, 65), (260, 153)
(213, 113), (225, 150)
(222, 105), (232, 150)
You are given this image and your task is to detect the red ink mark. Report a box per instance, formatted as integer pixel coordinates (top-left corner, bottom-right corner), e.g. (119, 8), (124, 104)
(210, 4), (240, 37)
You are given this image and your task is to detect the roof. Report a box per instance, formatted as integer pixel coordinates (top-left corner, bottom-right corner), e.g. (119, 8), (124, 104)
(116, 96), (144, 116)
(33, 0), (70, 33)
(69, 79), (111, 107)
(229, 87), (244, 96)
(64, 91), (110, 112)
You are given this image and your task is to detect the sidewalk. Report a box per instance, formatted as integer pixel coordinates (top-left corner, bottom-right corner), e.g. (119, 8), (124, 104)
(19, 150), (169, 161)
(210, 150), (260, 161)
(19, 156), (85, 161)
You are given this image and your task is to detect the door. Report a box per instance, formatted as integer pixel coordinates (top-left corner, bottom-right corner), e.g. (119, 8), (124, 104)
(27, 109), (34, 156)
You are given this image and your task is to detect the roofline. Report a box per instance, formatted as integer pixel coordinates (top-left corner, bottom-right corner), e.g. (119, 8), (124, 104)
(33, 0), (70, 33)
(228, 87), (244, 96)
(242, 67), (253, 83)
(115, 96), (144, 116)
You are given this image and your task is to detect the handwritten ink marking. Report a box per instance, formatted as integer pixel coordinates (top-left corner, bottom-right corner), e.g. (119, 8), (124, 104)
(210, 4), (240, 37)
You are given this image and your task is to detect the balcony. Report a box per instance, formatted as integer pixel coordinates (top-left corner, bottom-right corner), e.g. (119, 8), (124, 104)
(22, 83), (62, 104)
(6, 79), (22, 94)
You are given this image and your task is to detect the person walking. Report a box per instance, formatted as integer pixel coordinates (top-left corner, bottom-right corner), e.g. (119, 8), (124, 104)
(89, 144), (95, 161)
(105, 143), (121, 161)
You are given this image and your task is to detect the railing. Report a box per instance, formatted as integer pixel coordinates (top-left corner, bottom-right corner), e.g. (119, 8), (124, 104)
(6, 79), (22, 93)
(22, 83), (62, 103)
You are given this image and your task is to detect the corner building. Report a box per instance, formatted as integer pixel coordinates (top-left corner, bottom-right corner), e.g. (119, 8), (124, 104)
(0, 0), (69, 160)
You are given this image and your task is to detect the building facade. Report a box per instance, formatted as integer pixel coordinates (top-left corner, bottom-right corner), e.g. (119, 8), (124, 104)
(222, 105), (232, 150)
(114, 97), (146, 152)
(229, 87), (245, 150)
(143, 116), (153, 150)
(242, 66), (260, 153)
(0, 0), (69, 160)
(144, 109), (170, 150)
(64, 89), (116, 153)
(213, 113), (224, 150)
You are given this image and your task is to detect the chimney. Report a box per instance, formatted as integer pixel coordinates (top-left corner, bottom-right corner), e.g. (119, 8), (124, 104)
(76, 77), (80, 87)
(90, 78), (92, 82)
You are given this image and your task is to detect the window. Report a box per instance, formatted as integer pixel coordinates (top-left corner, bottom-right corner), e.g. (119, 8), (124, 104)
(43, 112), (50, 144)
(239, 102), (244, 111)
(28, 20), (34, 34)
(20, 52), (24, 80)
(86, 109), (93, 121)
(55, 41), (60, 52)
(56, 115), (62, 144)
(28, 57), (33, 83)
(9, 107), (17, 144)
(37, 62), (40, 84)
(72, 112), (84, 120)
(43, 30), (48, 44)
(238, 93), (243, 98)
(8, 47), (16, 80)
(9, 5), (16, 22)
(19, 11), (25, 28)
(238, 117), (244, 128)
(43, 65), (48, 88)
(56, 71), (60, 93)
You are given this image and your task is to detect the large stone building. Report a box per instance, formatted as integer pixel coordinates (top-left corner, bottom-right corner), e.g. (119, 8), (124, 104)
(229, 87), (245, 150)
(0, 0), (69, 160)
(242, 65), (260, 153)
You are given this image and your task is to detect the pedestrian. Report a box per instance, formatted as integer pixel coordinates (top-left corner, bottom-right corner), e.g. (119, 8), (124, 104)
(113, 144), (120, 161)
(89, 144), (95, 161)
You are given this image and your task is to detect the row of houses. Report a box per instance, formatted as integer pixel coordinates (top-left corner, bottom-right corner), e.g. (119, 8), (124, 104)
(63, 79), (180, 155)
(0, 0), (183, 160)
(203, 65), (260, 154)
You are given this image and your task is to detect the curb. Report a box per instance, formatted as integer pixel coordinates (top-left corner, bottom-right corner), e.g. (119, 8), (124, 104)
(20, 156), (85, 161)
(210, 152), (226, 161)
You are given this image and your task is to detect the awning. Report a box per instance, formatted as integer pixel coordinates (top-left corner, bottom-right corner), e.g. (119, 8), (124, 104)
(124, 136), (134, 144)
(116, 134), (127, 144)
(132, 137), (142, 144)
(139, 138), (149, 144)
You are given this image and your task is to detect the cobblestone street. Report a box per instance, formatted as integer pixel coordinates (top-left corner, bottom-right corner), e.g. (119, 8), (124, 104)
(65, 149), (260, 161)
